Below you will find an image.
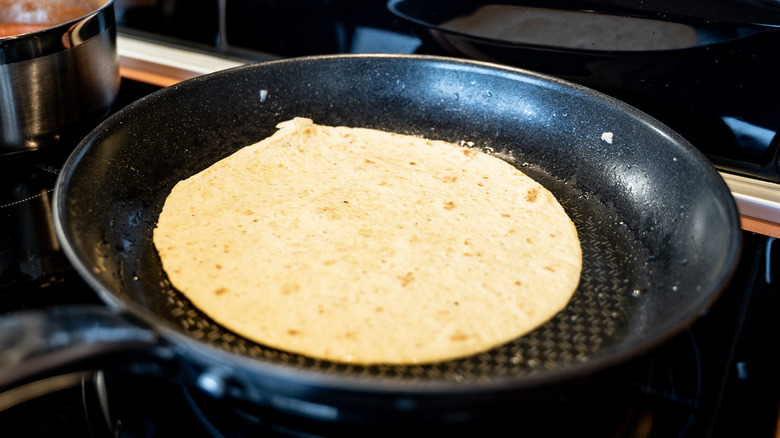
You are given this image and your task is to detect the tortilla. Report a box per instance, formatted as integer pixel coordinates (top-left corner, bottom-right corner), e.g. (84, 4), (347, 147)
(153, 118), (582, 364)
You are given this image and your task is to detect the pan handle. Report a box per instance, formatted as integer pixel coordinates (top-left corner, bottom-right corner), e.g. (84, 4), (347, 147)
(0, 305), (159, 393)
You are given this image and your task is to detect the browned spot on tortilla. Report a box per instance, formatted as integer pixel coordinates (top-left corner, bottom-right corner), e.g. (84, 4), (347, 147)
(364, 158), (375, 164)
(281, 283), (301, 295)
(501, 213), (511, 218)
(287, 329), (301, 335)
(462, 148), (478, 157)
(398, 272), (415, 287)
(214, 287), (227, 295)
(517, 301), (531, 313)
(443, 201), (456, 210)
(525, 187), (540, 202)
(543, 266), (556, 272)
(215, 264), (222, 270)
(375, 307), (384, 313)
(514, 280), (523, 286)
(344, 331), (357, 339)
(409, 161), (417, 165)
(450, 331), (469, 342)
(319, 206), (341, 220)
(323, 259), (337, 266)
(440, 175), (458, 183)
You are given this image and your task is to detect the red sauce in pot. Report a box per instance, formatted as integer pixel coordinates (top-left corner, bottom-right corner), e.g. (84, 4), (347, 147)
(0, 1), (95, 38)
(0, 23), (53, 37)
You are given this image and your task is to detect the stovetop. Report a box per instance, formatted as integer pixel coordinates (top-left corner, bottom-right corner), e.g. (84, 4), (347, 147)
(1, 0), (780, 436)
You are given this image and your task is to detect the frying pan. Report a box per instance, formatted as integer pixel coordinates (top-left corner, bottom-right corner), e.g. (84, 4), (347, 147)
(0, 54), (740, 424)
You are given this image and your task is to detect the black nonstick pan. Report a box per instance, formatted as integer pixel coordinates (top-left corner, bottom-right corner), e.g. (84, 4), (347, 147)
(0, 54), (740, 425)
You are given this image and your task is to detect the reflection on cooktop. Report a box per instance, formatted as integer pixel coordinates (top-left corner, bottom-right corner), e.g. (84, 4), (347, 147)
(0, 78), (161, 315)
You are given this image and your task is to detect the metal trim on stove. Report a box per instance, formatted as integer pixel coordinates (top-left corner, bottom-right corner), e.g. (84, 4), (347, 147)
(720, 172), (780, 230)
(117, 33), (258, 86)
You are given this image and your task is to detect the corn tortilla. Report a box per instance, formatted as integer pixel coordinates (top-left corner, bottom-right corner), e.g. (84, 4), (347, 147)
(153, 118), (582, 364)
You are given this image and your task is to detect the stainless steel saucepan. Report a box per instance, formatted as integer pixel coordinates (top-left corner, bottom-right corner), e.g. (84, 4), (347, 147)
(0, 0), (119, 154)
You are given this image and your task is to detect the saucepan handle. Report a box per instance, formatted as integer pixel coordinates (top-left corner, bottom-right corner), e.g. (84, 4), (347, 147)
(0, 305), (159, 392)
